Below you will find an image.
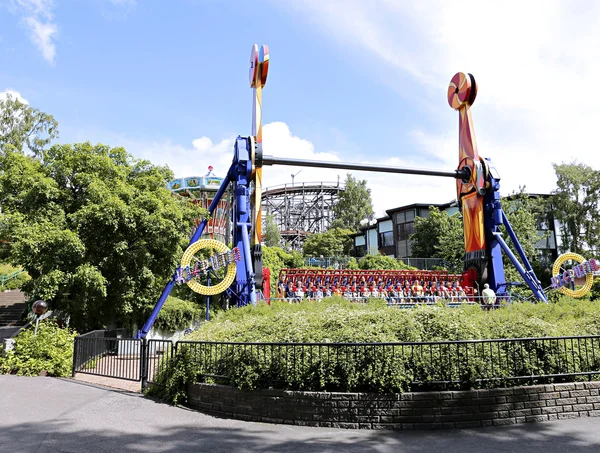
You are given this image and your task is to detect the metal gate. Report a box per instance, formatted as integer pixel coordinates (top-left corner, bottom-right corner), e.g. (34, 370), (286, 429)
(72, 331), (173, 388)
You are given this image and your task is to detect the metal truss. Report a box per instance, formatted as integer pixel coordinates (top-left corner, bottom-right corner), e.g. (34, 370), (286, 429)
(262, 181), (344, 250)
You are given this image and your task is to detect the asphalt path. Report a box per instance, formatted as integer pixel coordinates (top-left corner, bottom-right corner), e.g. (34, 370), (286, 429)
(2, 375), (600, 453)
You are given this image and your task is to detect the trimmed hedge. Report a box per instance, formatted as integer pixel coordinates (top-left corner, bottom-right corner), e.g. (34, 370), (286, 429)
(153, 296), (203, 332)
(148, 297), (600, 404)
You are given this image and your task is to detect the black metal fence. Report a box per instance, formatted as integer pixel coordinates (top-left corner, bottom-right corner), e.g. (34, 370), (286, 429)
(174, 335), (600, 391)
(72, 333), (173, 387)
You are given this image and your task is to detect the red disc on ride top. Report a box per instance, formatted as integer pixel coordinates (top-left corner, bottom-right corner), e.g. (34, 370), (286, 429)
(448, 72), (477, 109)
(259, 45), (269, 88)
(249, 44), (259, 88)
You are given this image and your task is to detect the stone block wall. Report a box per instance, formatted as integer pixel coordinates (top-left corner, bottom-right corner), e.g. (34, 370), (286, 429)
(186, 381), (600, 430)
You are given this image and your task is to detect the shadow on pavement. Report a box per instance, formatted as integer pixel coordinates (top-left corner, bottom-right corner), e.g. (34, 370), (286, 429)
(2, 416), (600, 453)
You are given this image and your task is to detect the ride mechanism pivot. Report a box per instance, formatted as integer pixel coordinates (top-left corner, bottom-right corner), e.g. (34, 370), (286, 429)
(136, 50), (549, 339)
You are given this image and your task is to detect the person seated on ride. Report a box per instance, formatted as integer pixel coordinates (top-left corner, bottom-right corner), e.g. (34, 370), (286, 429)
(285, 283), (295, 301)
(361, 286), (370, 300)
(277, 277), (286, 298)
(457, 286), (468, 302)
(412, 280), (424, 301)
(303, 285), (311, 300)
(370, 285), (379, 298)
(395, 286), (405, 304)
(294, 286), (304, 302)
(314, 286), (323, 301)
(343, 286), (353, 299)
(439, 282), (449, 300)
(423, 286), (434, 303)
(451, 286), (460, 303)
(379, 286), (388, 300)
(387, 285), (395, 303)
(350, 284), (359, 300)
(333, 286), (342, 297)
(324, 285), (332, 297)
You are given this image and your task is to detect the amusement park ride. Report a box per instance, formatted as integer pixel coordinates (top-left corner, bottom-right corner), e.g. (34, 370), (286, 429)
(136, 45), (596, 339)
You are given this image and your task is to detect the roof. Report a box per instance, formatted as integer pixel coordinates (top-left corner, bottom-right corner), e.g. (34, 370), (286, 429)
(385, 200), (457, 216)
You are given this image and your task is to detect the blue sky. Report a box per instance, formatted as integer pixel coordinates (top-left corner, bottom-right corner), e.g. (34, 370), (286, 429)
(2, 0), (599, 216)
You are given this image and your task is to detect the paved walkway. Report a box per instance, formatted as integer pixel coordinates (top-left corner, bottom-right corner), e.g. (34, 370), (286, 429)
(2, 375), (600, 453)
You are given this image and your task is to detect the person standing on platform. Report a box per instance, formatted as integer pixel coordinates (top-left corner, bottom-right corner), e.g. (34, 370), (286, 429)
(482, 283), (496, 309)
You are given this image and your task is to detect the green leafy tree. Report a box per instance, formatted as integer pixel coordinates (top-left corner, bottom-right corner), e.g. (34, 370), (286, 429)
(551, 162), (600, 255)
(262, 214), (281, 247)
(303, 227), (354, 257)
(411, 206), (464, 271)
(1, 142), (205, 330)
(501, 189), (546, 264)
(0, 92), (58, 156)
(332, 174), (374, 232)
(501, 189), (552, 292)
(263, 246), (305, 291)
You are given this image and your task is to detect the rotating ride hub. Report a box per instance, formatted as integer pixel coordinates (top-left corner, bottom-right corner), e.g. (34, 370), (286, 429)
(136, 46), (563, 339)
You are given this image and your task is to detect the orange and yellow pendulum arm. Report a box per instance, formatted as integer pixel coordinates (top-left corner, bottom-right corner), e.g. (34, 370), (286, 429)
(448, 72), (488, 281)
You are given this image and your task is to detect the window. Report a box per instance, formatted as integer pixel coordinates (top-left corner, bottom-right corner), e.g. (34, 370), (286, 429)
(379, 231), (394, 247)
(397, 222), (414, 241)
(355, 245), (366, 257)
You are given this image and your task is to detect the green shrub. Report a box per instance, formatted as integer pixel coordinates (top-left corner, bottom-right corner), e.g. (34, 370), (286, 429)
(148, 297), (600, 402)
(0, 319), (77, 376)
(153, 296), (203, 332)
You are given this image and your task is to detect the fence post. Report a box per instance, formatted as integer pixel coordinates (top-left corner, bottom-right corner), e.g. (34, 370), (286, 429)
(140, 338), (148, 390)
(71, 337), (78, 377)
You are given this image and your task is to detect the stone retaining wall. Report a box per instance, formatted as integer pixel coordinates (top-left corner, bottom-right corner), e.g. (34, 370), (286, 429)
(186, 381), (600, 430)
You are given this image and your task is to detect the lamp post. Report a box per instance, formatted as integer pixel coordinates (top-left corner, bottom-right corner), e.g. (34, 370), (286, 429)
(32, 300), (48, 336)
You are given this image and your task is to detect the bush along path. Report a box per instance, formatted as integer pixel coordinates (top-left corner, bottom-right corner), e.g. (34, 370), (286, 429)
(0, 319), (77, 377)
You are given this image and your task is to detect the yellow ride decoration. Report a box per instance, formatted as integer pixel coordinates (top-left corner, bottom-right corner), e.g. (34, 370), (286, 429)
(180, 239), (237, 296)
(551, 252), (595, 298)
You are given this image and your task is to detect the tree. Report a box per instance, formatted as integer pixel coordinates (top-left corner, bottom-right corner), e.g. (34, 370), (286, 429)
(262, 245), (304, 292)
(0, 92), (58, 156)
(551, 162), (600, 255)
(500, 189), (550, 292)
(262, 214), (281, 247)
(303, 227), (354, 257)
(501, 189), (546, 263)
(1, 142), (206, 331)
(410, 206), (464, 271)
(332, 174), (374, 231)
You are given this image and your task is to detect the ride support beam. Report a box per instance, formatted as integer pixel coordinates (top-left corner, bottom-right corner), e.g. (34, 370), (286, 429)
(260, 155), (468, 180)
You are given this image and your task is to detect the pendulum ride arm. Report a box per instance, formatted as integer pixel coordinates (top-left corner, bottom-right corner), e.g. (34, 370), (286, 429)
(448, 72), (547, 302)
(447, 73), (488, 286)
(249, 44), (269, 294)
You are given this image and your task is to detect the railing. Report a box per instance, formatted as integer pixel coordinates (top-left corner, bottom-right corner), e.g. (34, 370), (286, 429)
(175, 336), (600, 391)
(72, 337), (142, 381)
(303, 257), (352, 268)
(72, 334), (174, 386)
(0, 270), (25, 289)
(264, 181), (343, 193)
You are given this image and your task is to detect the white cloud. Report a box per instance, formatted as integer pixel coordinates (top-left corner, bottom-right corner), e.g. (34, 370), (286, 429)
(275, 0), (600, 208)
(0, 89), (29, 104)
(24, 16), (57, 63)
(10, 0), (58, 64)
